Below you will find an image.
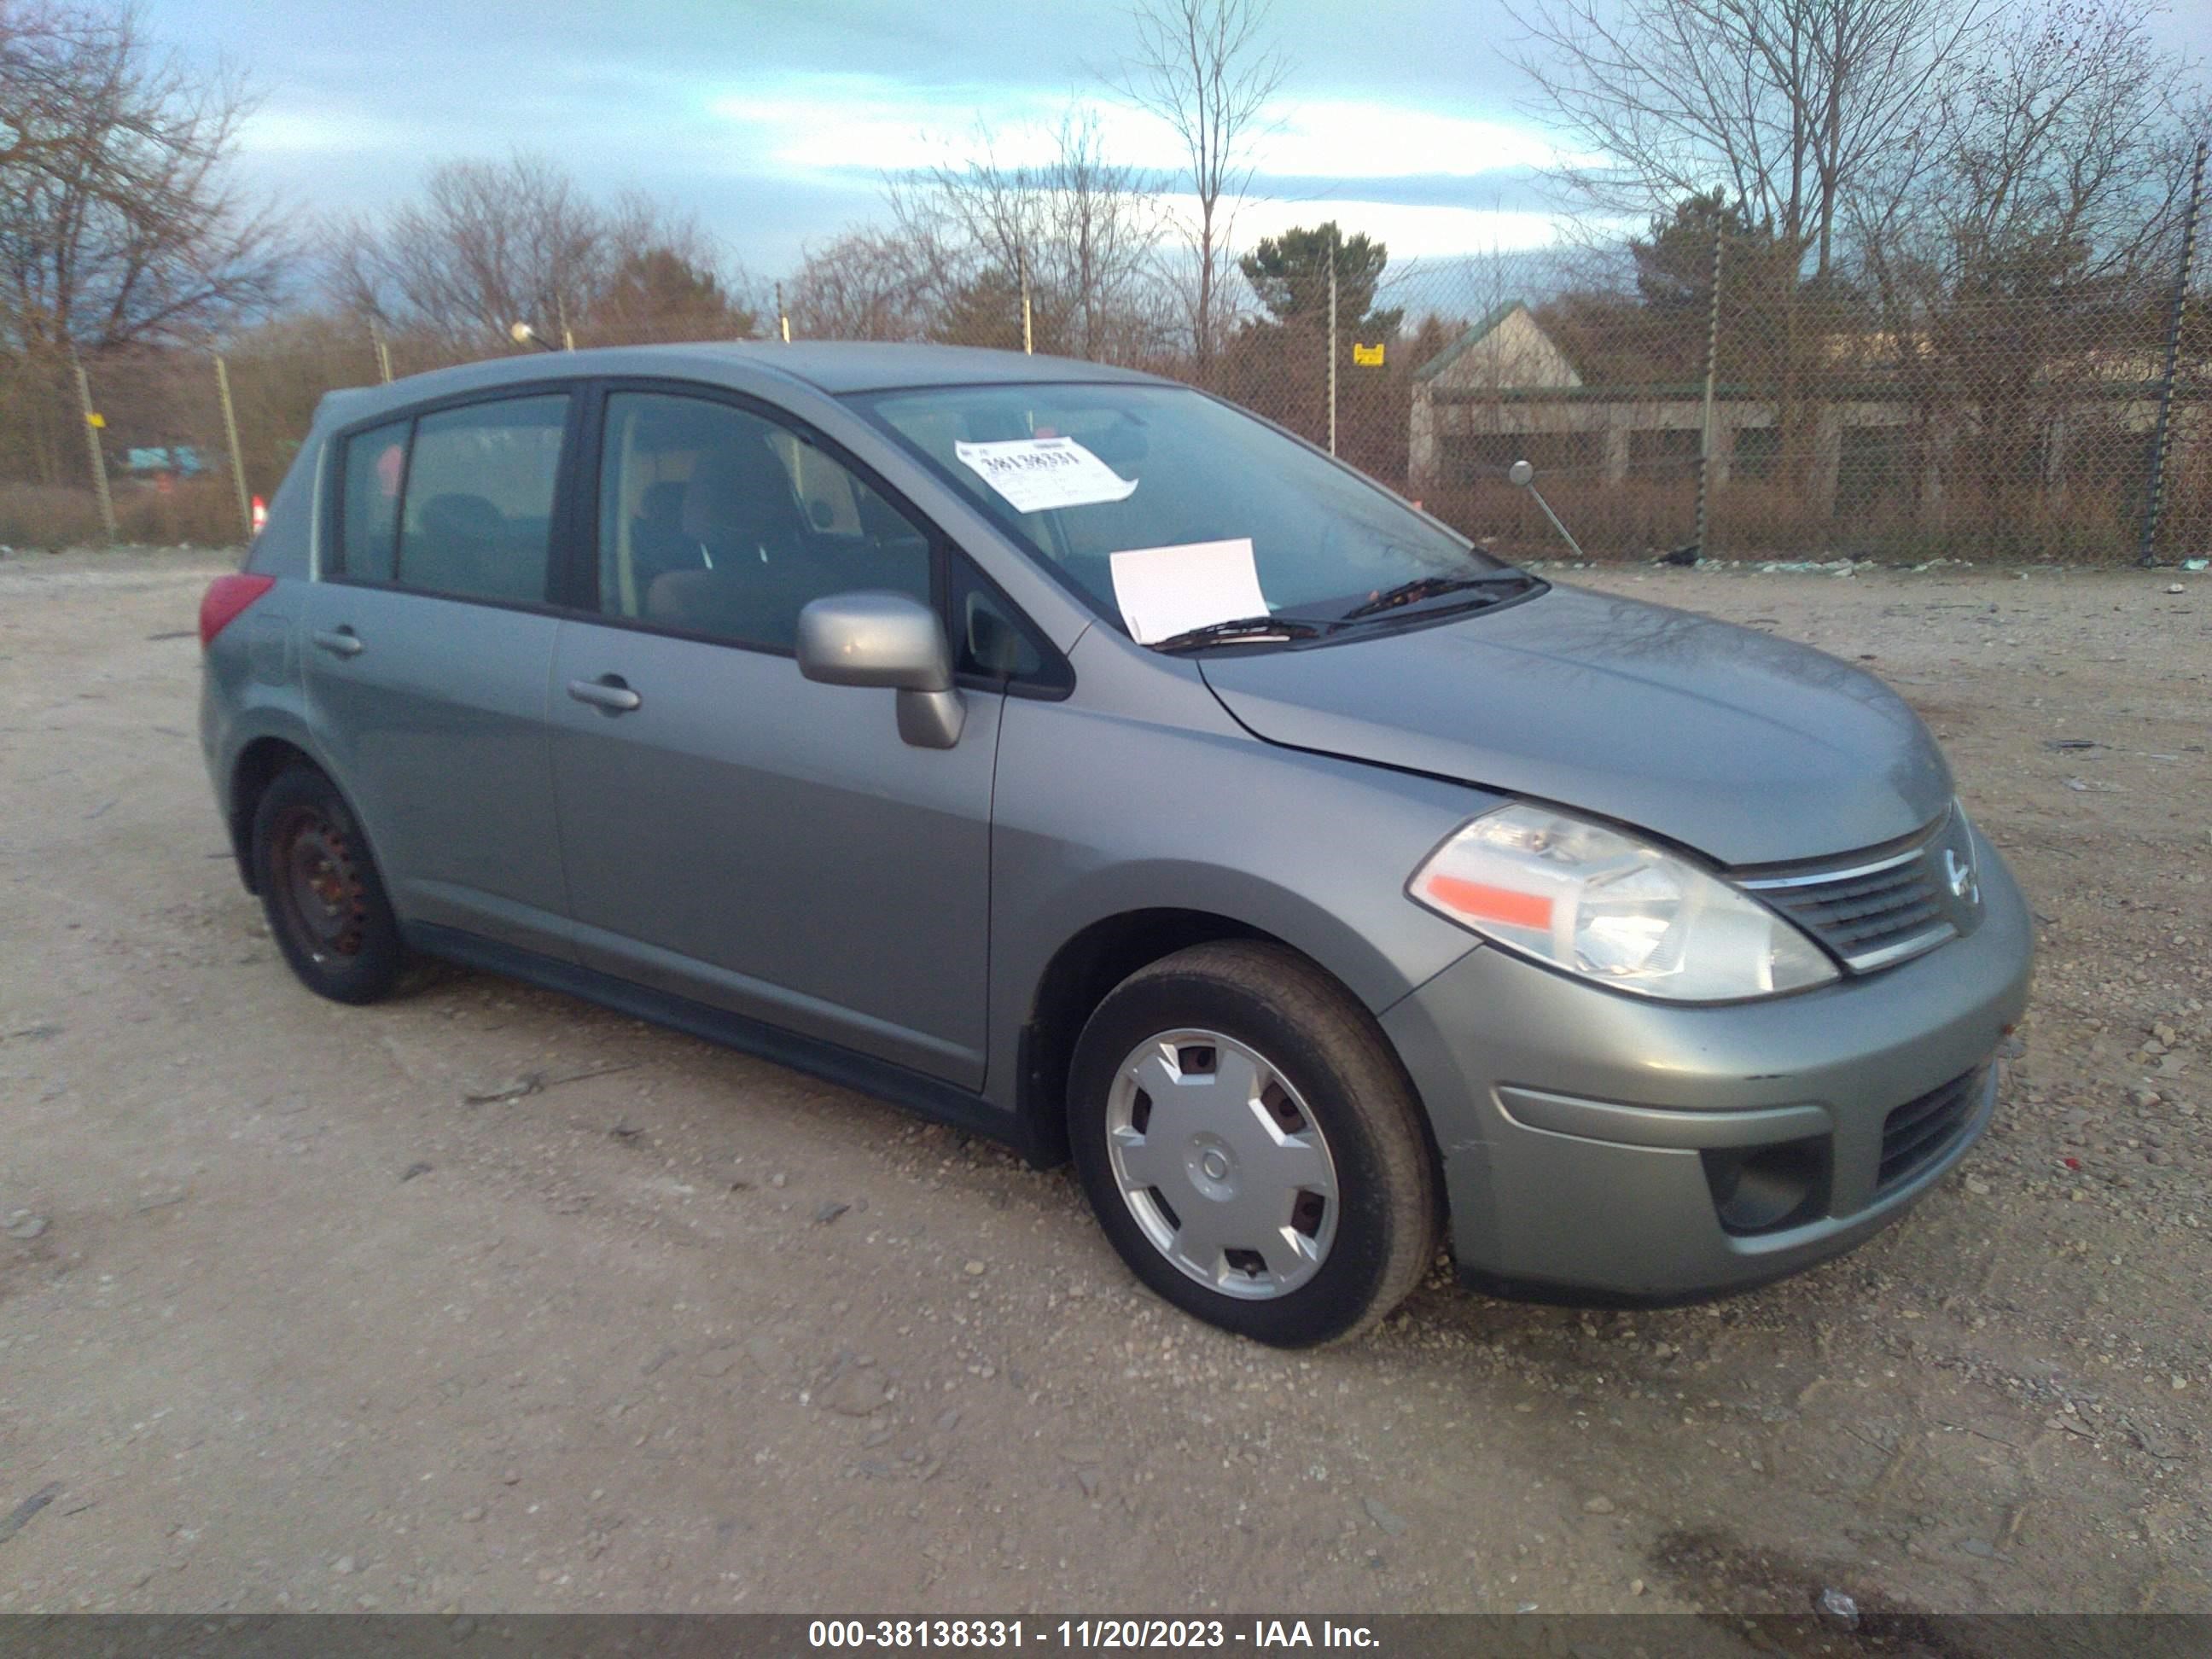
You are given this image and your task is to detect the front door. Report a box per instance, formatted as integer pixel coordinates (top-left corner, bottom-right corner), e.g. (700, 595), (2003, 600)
(547, 388), (998, 1086)
(302, 392), (576, 958)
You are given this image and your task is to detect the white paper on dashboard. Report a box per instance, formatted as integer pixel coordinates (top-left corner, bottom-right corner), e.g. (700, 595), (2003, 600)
(1109, 538), (1271, 644)
(953, 436), (1140, 514)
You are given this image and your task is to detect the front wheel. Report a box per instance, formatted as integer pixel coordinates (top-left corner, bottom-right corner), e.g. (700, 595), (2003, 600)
(1068, 941), (1440, 1347)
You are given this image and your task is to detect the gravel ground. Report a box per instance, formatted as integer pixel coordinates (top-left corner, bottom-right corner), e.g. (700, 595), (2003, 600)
(0, 546), (2206, 1619)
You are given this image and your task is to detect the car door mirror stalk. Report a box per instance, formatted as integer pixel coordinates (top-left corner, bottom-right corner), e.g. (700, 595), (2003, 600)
(895, 686), (966, 749)
(796, 591), (965, 749)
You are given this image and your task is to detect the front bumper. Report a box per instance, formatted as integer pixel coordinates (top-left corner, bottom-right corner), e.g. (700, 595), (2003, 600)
(1380, 824), (2034, 1301)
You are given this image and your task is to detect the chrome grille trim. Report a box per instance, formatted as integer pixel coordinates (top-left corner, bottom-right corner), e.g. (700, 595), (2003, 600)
(1731, 841), (1925, 890)
(1738, 811), (1962, 974)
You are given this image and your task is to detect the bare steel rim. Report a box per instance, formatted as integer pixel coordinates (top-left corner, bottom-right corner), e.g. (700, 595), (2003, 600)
(1103, 1027), (1340, 1301)
(269, 803), (368, 968)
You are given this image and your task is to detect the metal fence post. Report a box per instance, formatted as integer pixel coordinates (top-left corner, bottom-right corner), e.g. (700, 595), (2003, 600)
(1328, 226), (1339, 457)
(1694, 223), (1726, 558)
(1019, 247), (1034, 354)
(2139, 137), (2206, 568)
(215, 353), (252, 541)
(71, 352), (117, 544)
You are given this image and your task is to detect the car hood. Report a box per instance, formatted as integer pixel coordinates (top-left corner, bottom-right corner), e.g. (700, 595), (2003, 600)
(1197, 585), (1953, 867)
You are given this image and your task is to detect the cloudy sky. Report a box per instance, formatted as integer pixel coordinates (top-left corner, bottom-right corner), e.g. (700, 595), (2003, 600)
(146, 0), (1596, 280)
(149, 0), (2207, 288)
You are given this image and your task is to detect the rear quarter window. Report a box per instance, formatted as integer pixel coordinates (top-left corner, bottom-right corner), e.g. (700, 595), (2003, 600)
(241, 435), (319, 579)
(338, 420), (408, 581)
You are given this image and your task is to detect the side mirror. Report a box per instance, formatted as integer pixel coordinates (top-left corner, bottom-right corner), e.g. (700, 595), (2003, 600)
(1508, 459), (1534, 487)
(795, 591), (965, 749)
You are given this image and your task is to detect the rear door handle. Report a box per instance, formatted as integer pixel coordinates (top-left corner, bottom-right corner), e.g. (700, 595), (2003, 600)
(311, 627), (364, 658)
(567, 675), (642, 713)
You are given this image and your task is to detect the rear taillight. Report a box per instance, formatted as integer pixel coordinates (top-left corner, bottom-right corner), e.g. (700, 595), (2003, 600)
(199, 573), (276, 647)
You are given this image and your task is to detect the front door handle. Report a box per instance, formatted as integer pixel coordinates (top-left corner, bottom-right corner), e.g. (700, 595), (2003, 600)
(568, 675), (642, 713)
(311, 627), (364, 658)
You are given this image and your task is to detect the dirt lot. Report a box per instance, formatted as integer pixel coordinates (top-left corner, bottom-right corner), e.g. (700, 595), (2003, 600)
(0, 547), (2207, 1620)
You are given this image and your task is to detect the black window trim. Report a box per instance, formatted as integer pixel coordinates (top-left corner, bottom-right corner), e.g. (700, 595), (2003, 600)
(561, 375), (1073, 699)
(318, 377), (587, 621)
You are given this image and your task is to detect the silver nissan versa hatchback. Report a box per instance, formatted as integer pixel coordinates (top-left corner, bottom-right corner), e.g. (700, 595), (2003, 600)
(200, 343), (2033, 1346)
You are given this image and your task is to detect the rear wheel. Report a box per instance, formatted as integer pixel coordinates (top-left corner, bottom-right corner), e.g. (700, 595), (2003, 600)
(252, 765), (406, 1004)
(1068, 941), (1439, 1347)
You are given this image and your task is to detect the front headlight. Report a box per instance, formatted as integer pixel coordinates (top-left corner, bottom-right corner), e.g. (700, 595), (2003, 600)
(1408, 803), (1838, 1001)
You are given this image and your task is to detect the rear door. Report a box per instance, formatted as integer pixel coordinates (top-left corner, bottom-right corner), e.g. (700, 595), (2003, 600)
(300, 390), (578, 958)
(545, 386), (1001, 1086)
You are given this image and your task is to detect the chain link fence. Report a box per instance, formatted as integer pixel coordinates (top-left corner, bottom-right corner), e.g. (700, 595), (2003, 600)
(4, 170), (2205, 567)
(1374, 232), (2211, 568)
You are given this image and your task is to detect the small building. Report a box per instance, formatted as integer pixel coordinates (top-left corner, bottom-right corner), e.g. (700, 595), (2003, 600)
(1406, 300), (2202, 527)
(1411, 300), (1810, 500)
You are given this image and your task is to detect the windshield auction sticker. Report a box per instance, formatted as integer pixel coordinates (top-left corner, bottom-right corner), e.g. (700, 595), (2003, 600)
(1109, 538), (1271, 644)
(954, 437), (1140, 515)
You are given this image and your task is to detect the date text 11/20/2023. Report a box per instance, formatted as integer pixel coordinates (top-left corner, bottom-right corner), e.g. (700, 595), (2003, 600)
(806, 1621), (1382, 1650)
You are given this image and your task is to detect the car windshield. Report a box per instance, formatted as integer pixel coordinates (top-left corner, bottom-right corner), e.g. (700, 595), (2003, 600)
(851, 381), (1516, 636)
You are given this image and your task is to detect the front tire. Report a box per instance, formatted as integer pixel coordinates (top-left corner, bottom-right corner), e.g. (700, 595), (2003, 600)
(251, 765), (407, 1005)
(1068, 941), (1439, 1347)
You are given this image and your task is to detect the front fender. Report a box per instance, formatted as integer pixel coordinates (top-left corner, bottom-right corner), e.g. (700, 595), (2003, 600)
(983, 678), (1492, 1116)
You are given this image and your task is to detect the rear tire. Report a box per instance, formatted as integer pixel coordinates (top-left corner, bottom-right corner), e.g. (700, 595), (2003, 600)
(251, 765), (407, 1005)
(1068, 940), (1439, 1347)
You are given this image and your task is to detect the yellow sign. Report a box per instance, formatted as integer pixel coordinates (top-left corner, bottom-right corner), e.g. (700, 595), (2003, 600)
(1352, 342), (1385, 367)
(85, 411), (106, 428)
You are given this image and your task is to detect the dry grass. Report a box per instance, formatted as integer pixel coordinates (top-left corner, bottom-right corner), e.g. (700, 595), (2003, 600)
(0, 477), (242, 550)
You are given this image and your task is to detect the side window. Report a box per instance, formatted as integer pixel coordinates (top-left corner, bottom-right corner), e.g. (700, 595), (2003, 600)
(597, 391), (931, 651)
(338, 420), (408, 581)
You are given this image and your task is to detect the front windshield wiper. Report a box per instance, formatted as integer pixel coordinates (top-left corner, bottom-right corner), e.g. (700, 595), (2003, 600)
(1337, 571), (1534, 623)
(1147, 614), (1328, 652)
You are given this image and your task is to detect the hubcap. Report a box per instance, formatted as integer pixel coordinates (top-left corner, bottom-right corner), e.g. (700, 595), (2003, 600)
(1103, 1028), (1338, 1301)
(272, 806), (366, 966)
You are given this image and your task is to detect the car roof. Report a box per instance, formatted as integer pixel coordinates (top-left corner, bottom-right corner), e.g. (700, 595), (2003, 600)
(311, 340), (1171, 430)
(729, 341), (1168, 393)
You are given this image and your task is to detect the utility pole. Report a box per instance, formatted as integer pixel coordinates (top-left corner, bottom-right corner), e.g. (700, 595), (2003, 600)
(1327, 225), (1339, 456)
(372, 324), (393, 384)
(214, 354), (253, 541)
(776, 282), (791, 344)
(72, 352), (116, 544)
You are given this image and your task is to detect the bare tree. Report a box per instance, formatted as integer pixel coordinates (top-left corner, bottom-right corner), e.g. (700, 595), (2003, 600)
(329, 154), (609, 346)
(1887, 0), (2202, 286)
(328, 154), (756, 350)
(0, 0), (290, 354)
(783, 224), (952, 341)
(915, 108), (1165, 359)
(1040, 110), (1168, 359)
(1510, 0), (1990, 284)
(1115, 0), (1289, 376)
(1848, 0), (2206, 533)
